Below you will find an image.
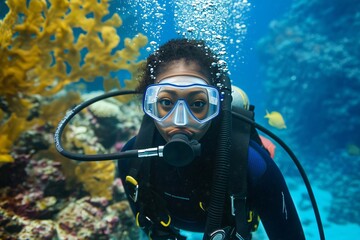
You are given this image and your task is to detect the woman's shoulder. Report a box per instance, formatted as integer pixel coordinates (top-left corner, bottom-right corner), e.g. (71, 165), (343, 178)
(247, 140), (273, 182)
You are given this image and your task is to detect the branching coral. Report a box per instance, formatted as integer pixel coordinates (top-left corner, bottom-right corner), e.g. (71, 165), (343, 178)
(0, 0), (147, 103)
(39, 91), (82, 127)
(0, 0), (148, 163)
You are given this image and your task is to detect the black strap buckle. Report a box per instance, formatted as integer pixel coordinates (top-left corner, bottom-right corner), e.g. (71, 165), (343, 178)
(125, 175), (139, 202)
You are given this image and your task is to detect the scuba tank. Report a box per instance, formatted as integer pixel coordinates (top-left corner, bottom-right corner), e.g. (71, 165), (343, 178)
(231, 85), (250, 110)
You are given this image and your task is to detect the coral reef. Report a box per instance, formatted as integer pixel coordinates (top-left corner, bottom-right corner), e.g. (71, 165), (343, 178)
(0, 101), (144, 238)
(257, 0), (360, 225)
(0, 0), (148, 238)
(55, 197), (139, 239)
(0, 194), (140, 239)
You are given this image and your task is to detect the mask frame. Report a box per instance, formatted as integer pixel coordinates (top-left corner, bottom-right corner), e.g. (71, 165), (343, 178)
(143, 83), (221, 129)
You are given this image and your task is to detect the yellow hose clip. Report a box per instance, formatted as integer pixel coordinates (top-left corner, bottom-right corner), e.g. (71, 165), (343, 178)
(135, 212), (140, 227)
(125, 175), (139, 202)
(199, 202), (206, 211)
(160, 215), (171, 227)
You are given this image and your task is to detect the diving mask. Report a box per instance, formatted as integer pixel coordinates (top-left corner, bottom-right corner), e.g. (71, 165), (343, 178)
(143, 78), (220, 129)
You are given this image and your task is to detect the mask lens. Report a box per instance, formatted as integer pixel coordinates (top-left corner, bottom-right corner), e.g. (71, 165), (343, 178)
(143, 84), (220, 125)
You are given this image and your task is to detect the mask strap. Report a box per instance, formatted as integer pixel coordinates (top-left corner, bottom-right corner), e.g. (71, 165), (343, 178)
(156, 72), (209, 83)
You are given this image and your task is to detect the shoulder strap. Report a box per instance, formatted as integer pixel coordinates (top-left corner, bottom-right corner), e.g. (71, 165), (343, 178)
(125, 116), (180, 237)
(230, 106), (254, 240)
(128, 114), (155, 183)
(126, 114), (155, 202)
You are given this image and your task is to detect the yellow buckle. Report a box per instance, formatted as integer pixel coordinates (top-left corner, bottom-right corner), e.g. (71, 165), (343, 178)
(160, 215), (171, 227)
(125, 175), (139, 202)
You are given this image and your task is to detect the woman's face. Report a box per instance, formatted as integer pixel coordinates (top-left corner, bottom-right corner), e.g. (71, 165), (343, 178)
(153, 59), (213, 142)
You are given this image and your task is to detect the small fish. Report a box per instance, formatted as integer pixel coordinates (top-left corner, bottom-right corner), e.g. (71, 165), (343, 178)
(264, 110), (287, 129)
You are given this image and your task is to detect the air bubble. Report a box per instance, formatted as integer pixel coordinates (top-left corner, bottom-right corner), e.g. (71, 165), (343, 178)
(173, 0), (251, 67)
(218, 60), (227, 66)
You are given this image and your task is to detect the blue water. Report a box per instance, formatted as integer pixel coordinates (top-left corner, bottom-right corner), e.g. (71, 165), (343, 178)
(0, 2), (9, 18)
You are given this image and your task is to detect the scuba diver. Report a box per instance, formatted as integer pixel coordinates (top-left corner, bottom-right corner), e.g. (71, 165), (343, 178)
(55, 38), (325, 239)
(117, 39), (305, 239)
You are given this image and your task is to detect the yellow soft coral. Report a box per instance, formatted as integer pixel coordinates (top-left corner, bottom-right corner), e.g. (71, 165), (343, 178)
(39, 91), (82, 126)
(75, 161), (115, 200)
(0, 0), (147, 115)
(0, 114), (29, 163)
(103, 34), (148, 102)
(0, 0), (148, 163)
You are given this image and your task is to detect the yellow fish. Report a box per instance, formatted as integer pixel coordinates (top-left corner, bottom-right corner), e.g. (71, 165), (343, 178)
(264, 110), (287, 129)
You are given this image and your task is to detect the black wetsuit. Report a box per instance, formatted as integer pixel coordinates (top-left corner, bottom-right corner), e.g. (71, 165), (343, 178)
(117, 129), (305, 239)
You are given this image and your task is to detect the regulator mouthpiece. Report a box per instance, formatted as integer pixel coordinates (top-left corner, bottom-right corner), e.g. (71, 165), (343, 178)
(163, 134), (201, 167)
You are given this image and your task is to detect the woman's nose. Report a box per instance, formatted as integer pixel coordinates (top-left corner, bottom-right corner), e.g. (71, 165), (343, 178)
(173, 101), (189, 126)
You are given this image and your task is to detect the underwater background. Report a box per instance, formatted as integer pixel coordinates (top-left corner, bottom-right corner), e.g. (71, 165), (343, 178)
(0, 0), (359, 239)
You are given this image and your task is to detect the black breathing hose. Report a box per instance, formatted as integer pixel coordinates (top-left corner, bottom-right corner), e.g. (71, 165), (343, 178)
(203, 81), (233, 239)
(232, 111), (325, 240)
(54, 90), (141, 161)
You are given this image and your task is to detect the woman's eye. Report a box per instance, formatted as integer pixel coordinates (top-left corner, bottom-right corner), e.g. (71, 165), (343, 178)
(159, 99), (173, 107)
(191, 100), (206, 108)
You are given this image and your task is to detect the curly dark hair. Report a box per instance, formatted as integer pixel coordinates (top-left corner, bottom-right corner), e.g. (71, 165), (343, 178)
(136, 38), (226, 93)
